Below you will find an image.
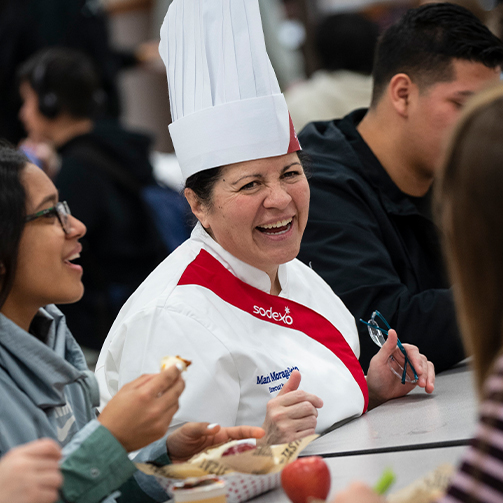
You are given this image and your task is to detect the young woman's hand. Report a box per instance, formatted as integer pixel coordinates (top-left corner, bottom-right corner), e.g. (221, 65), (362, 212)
(0, 439), (63, 503)
(166, 422), (265, 463)
(330, 482), (386, 503)
(367, 329), (435, 409)
(98, 365), (185, 452)
(260, 370), (323, 444)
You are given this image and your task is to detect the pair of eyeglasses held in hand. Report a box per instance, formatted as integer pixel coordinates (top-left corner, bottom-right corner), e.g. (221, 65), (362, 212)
(359, 311), (418, 385)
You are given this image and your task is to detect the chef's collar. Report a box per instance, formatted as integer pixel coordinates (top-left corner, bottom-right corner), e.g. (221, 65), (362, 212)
(192, 223), (289, 295)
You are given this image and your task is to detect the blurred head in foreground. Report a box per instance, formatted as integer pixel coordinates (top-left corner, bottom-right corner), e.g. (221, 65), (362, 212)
(436, 83), (503, 393)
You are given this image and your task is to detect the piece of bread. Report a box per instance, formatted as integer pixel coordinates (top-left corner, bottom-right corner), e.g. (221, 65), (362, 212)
(160, 355), (192, 371)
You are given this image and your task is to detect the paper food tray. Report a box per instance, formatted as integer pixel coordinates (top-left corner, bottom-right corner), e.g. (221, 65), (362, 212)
(136, 434), (318, 503)
(388, 463), (455, 503)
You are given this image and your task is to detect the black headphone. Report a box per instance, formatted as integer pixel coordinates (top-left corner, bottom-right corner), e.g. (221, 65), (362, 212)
(31, 50), (107, 119)
(32, 57), (60, 119)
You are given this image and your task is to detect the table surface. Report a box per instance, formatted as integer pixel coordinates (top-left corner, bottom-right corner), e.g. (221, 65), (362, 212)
(256, 445), (466, 503)
(301, 362), (477, 458)
(250, 363), (474, 503)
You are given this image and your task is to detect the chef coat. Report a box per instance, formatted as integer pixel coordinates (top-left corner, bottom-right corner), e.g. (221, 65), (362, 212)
(95, 223), (367, 434)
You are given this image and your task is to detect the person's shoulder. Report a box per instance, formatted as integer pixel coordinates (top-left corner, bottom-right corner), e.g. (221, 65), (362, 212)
(299, 110), (367, 180)
(108, 237), (202, 325)
(298, 108), (365, 145)
(286, 259), (354, 313)
(288, 258), (333, 289)
(56, 135), (105, 182)
(298, 117), (344, 148)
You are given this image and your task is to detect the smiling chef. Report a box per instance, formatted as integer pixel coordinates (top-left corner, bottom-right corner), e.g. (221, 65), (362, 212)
(95, 0), (435, 444)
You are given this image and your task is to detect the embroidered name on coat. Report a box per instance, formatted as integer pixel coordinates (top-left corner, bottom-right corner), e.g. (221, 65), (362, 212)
(256, 366), (299, 385)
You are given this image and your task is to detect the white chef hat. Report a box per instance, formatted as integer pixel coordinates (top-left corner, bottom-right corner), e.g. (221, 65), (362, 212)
(159, 0), (301, 180)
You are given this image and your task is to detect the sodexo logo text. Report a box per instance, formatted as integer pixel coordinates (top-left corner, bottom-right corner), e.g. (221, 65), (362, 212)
(252, 305), (293, 325)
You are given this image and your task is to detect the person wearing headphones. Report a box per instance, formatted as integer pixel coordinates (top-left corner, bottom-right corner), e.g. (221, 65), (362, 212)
(17, 47), (170, 367)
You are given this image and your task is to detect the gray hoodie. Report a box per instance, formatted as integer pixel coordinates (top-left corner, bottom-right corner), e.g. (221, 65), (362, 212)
(0, 305), (99, 451)
(0, 305), (167, 503)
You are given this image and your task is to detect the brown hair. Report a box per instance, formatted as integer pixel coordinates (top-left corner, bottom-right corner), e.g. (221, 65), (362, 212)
(435, 84), (503, 394)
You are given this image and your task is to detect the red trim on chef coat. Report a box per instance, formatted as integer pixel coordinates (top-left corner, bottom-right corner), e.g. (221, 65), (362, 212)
(287, 113), (301, 153)
(178, 249), (368, 413)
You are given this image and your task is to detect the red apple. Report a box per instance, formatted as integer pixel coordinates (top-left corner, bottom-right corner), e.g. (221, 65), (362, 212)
(281, 456), (331, 503)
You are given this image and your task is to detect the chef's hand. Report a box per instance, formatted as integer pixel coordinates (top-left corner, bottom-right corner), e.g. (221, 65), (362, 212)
(0, 439), (63, 503)
(330, 482), (385, 503)
(367, 329), (435, 410)
(166, 422), (265, 463)
(260, 370), (323, 444)
(98, 365), (185, 452)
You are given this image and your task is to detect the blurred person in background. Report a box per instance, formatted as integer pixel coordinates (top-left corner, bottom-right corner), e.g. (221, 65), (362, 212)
(297, 3), (503, 372)
(17, 47), (170, 366)
(0, 0), (160, 146)
(0, 0), (40, 145)
(285, 12), (379, 132)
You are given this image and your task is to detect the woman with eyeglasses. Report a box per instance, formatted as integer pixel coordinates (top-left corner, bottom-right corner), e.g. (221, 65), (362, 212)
(0, 142), (264, 503)
(329, 84), (503, 503)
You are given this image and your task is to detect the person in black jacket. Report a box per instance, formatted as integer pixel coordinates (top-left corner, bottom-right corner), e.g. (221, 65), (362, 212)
(297, 3), (503, 372)
(16, 47), (171, 360)
(0, 0), (158, 145)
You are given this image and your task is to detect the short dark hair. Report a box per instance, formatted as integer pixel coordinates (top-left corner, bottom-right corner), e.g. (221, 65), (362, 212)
(371, 3), (503, 105)
(315, 13), (379, 74)
(0, 141), (28, 309)
(184, 166), (224, 210)
(17, 47), (104, 119)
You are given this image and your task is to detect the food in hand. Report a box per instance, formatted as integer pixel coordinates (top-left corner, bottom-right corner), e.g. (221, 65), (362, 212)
(281, 456), (331, 503)
(221, 443), (257, 456)
(160, 355), (192, 371)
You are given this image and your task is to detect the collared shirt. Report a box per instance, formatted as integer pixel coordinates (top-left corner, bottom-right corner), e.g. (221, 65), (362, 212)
(0, 307), (94, 450)
(0, 306), (168, 503)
